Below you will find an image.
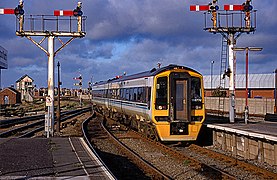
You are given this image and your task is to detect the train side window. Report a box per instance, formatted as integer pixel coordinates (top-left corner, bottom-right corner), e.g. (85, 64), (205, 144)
(156, 77), (168, 110)
(143, 87), (147, 103)
(133, 88), (137, 101)
(125, 89), (129, 101)
(104, 89), (107, 98)
(137, 87), (143, 102)
(116, 89), (120, 99)
(120, 89), (123, 100)
(147, 87), (151, 109)
(129, 88), (134, 101)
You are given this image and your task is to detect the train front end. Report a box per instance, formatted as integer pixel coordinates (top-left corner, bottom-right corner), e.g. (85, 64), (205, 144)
(152, 65), (205, 141)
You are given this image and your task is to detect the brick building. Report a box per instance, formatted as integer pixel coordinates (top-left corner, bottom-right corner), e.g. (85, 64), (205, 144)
(0, 87), (21, 105)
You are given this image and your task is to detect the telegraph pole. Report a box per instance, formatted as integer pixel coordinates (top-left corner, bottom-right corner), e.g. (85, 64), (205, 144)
(57, 61), (61, 133)
(190, 0), (257, 123)
(3, 1), (86, 137)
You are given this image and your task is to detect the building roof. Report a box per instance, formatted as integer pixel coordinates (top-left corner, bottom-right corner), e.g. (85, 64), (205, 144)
(0, 87), (20, 94)
(16, 74), (34, 83)
(204, 73), (275, 89)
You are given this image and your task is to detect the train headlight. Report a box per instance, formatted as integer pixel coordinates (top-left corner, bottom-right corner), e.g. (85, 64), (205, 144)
(195, 105), (202, 110)
(156, 105), (167, 110)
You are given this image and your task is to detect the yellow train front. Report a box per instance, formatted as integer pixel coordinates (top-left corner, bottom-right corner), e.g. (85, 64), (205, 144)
(92, 64), (205, 142)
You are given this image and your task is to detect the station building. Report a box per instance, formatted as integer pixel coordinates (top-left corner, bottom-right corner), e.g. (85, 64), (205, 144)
(16, 74), (35, 101)
(204, 73), (276, 99)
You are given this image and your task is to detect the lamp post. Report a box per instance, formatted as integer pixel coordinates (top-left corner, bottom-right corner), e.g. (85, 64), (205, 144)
(232, 47), (263, 123)
(56, 61), (61, 133)
(211, 60), (215, 96)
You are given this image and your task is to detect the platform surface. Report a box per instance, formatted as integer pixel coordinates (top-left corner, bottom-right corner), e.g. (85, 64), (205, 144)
(0, 137), (114, 179)
(206, 121), (277, 142)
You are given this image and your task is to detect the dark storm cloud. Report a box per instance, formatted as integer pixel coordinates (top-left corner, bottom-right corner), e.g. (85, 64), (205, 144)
(0, 0), (276, 88)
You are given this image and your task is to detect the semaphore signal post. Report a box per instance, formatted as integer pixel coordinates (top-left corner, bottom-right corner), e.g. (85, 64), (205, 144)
(190, 0), (257, 123)
(1, 1), (86, 137)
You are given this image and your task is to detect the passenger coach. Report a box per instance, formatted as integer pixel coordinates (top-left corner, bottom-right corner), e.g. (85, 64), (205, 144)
(92, 64), (205, 142)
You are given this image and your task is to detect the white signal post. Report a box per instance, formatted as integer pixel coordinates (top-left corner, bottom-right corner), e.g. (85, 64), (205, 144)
(48, 36), (55, 135)
(190, 0), (257, 123)
(4, 1), (86, 137)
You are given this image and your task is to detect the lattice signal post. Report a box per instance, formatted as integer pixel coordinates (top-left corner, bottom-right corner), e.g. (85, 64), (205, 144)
(1, 1), (86, 137)
(190, 0), (257, 123)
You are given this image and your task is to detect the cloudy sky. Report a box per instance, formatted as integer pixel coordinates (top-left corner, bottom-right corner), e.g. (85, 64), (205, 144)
(0, 0), (276, 89)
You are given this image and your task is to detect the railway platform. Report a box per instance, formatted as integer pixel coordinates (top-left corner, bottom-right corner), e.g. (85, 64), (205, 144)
(0, 137), (115, 179)
(204, 119), (277, 166)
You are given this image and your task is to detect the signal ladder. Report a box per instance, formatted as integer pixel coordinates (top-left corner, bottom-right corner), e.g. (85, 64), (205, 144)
(218, 37), (228, 116)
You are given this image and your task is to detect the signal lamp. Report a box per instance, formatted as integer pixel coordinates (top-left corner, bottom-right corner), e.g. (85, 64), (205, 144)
(243, 4), (253, 12)
(73, 7), (83, 16)
(209, 5), (219, 11)
(14, 6), (24, 15)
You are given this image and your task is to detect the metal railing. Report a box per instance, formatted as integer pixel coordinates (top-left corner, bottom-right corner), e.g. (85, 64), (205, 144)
(16, 15), (86, 33)
(204, 10), (257, 32)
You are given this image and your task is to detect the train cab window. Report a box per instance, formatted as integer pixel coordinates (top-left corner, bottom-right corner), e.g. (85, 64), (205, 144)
(191, 77), (202, 109)
(156, 77), (168, 110)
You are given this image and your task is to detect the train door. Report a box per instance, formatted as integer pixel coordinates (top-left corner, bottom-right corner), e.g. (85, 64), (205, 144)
(170, 72), (191, 122)
(175, 80), (188, 120)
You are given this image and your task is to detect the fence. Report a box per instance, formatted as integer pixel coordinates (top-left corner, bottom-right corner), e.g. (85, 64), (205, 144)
(205, 97), (275, 116)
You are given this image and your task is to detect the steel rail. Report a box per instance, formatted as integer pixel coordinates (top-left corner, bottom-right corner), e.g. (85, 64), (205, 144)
(100, 118), (172, 180)
(189, 144), (277, 179)
(0, 108), (86, 128)
(81, 113), (117, 180)
(0, 107), (91, 138)
(128, 129), (236, 180)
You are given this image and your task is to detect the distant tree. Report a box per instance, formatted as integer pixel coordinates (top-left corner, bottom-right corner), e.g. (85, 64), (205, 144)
(212, 87), (227, 97)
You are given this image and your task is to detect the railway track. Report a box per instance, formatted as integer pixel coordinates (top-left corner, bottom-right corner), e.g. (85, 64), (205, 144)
(111, 127), (236, 179)
(83, 113), (171, 179)
(0, 107), (91, 138)
(87, 112), (276, 179)
(177, 144), (277, 179)
(84, 113), (236, 179)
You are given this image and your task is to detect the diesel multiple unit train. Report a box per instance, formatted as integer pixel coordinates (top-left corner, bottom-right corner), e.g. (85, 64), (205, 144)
(92, 64), (205, 142)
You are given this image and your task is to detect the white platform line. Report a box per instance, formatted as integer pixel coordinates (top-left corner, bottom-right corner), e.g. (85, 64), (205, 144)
(68, 137), (89, 176)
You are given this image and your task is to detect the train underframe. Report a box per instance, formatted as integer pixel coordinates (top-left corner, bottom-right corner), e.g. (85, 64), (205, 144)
(94, 104), (160, 141)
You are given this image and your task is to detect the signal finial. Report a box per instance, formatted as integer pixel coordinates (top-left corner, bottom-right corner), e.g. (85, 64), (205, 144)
(74, 2), (83, 16)
(78, 2), (82, 8)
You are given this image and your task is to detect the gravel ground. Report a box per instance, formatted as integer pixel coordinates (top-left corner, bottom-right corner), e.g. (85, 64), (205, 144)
(174, 145), (259, 179)
(115, 131), (212, 180)
(114, 129), (277, 180)
(205, 144), (277, 175)
(87, 116), (152, 179)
